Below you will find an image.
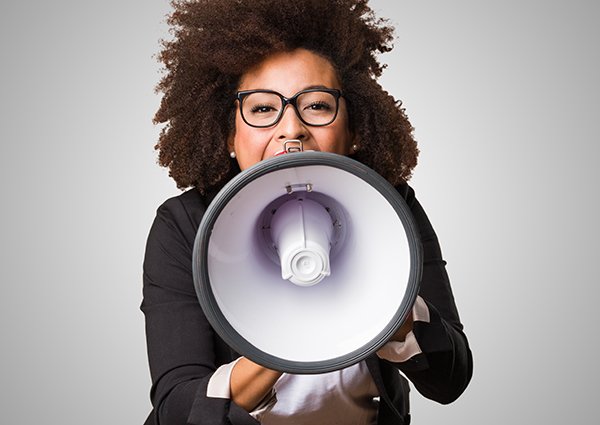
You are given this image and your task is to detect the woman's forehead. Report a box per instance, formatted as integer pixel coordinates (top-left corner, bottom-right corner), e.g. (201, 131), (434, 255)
(237, 48), (341, 95)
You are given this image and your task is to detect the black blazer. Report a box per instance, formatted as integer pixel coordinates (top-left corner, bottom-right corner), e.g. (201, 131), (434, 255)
(141, 185), (472, 425)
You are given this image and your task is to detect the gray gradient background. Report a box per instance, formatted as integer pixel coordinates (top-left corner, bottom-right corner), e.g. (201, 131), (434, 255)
(1, 1), (598, 424)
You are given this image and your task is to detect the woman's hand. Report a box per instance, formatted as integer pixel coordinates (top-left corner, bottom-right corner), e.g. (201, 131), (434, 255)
(230, 357), (283, 412)
(388, 312), (414, 342)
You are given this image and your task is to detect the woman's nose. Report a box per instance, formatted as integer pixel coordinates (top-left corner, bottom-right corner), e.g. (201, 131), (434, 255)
(276, 105), (307, 142)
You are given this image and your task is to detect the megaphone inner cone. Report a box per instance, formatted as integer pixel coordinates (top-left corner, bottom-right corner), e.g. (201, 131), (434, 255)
(270, 197), (333, 286)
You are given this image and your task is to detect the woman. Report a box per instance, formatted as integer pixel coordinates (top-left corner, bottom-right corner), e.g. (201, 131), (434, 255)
(142, 1), (472, 424)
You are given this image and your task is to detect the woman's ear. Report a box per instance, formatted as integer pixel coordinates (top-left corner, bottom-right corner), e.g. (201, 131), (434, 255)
(227, 133), (236, 158)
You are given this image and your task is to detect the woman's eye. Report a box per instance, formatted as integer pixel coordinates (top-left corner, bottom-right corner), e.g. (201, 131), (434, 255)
(305, 101), (332, 111)
(250, 104), (277, 114)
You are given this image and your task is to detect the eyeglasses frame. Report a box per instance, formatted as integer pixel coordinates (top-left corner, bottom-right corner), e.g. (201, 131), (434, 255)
(235, 88), (343, 128)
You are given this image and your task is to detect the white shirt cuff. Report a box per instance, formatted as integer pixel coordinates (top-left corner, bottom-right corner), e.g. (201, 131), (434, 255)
(206, 357), (242, 398)
(376, 296), (430, 363)
(411, 295), (430, 323)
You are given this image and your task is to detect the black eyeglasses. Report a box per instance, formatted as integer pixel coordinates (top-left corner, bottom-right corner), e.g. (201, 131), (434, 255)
(235, 88), (342, 128)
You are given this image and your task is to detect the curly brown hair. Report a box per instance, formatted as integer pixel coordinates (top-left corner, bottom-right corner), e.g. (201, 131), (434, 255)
(154, 0), (418, 194)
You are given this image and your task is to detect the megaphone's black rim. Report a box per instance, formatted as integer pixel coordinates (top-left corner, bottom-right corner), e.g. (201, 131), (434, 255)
(192, 152), (422, 374)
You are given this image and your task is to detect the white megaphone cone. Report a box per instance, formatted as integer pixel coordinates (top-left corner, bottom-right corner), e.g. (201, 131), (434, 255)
(192, 151), (422, 374)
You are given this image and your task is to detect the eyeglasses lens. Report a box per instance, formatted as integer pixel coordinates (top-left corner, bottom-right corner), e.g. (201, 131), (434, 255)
(242, 91), (338, 127)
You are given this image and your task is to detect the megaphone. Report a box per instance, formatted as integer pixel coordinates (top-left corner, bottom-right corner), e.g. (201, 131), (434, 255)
(192, 151), (422, 374)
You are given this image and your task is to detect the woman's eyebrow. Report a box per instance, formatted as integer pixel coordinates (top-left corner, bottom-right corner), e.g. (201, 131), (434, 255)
(302, 84), (334, 90)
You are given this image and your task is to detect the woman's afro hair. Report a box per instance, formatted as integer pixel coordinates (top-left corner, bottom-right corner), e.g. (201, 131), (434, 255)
(154, 0), (418, 193)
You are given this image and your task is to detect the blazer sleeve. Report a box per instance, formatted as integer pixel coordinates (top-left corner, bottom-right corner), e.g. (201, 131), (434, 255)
(141, 193), (258, 425)
(393, 184), (473, 404)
